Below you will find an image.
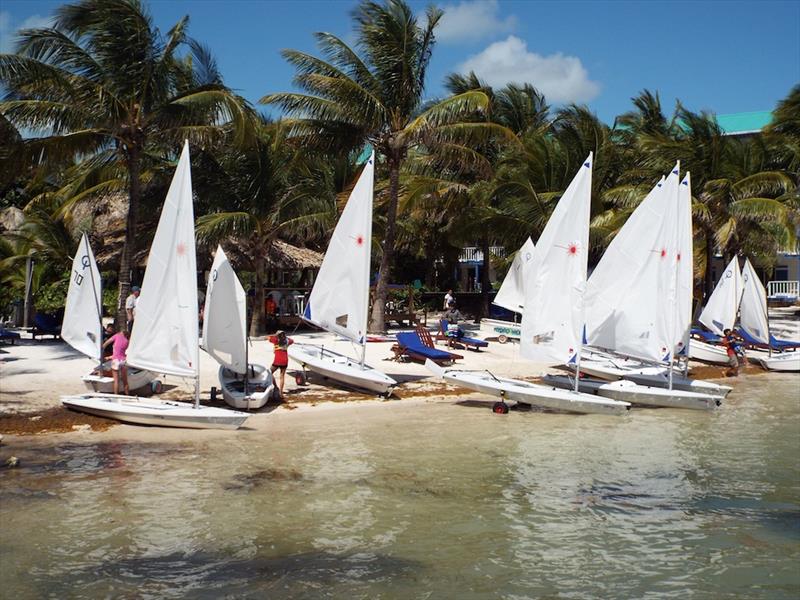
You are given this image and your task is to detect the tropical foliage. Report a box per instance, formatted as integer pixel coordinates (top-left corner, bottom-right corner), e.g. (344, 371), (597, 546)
(0, 0), (797, 334)
(0, 0), (254, 327)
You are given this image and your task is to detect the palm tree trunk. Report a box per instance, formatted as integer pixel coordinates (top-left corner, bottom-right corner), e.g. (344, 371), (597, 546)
(250, 255), (266, 337)
(479, 234), (491, 320)
(369, 155), (400, 333)
(703, 228), (714, 301)
(116, 148), (140, 330)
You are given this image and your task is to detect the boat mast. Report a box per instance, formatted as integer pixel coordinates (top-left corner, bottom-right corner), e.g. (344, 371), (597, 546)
(195, 308), (201, 409)
(84, 233), (104, 369)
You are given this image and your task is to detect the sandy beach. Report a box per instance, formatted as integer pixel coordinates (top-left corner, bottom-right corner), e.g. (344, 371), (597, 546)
(3, 308), (797, 440)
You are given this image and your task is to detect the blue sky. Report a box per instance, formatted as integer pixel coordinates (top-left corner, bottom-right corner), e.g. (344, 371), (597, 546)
(2, 0), (798, 124)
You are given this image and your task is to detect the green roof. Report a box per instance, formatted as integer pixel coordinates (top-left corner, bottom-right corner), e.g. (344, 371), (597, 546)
(716, 111), (772, 135)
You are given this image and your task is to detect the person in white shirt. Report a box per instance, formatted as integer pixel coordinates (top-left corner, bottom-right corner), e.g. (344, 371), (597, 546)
(443, 289), (454, 310)
(125, 286), (140, 331)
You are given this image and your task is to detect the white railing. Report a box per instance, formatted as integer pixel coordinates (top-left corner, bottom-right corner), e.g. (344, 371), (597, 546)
(459, 246), (507, 262)
(767, 280), (799, 299)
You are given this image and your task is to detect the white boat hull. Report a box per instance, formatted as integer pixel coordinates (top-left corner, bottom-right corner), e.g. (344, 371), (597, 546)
(622, 372), (732, 398)
(435, 368), (630, 415)
(479, 318), (521, 343)
(688, 340), (731, 365)
(752, 352), (800, 372)
(578, 358), (668, 381)
(61, 393), (249, 430)
(82, 361), (157, 393)
(543, 375), (720, 410)
(288, 343), (397, 395)
(577, 357), (732, 398)
(219, 364), (276, 410)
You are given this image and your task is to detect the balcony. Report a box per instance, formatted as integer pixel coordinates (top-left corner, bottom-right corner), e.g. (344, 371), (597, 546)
(459, 246), (507, 263)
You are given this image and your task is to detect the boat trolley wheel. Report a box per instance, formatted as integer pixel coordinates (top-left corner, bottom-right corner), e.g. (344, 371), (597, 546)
(295, 373), (306, 386)
(151, 380), (163, 394)
(498, 334), (509, 344)
(493, 401), (510, 414)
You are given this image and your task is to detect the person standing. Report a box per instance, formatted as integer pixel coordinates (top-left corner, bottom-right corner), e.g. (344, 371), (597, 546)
(125, 286), (140, 332)
(102, 327), (130, 394)
(268, 330), (294, 399)
(721, 329), (741, 377)
(443, 289), (454, 310)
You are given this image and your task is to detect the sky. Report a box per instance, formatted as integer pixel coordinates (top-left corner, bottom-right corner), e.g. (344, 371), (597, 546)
(1, 0), (798, 124)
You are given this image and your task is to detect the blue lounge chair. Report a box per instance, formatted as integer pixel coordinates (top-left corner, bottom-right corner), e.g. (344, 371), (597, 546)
(691, 328), (721, 343)
(31, 313), (61, 340)
(737, 327), (800, 351)
(438, 319), (489, 351)
(392, 331), (462, 365)
(0, 328), (20, 345)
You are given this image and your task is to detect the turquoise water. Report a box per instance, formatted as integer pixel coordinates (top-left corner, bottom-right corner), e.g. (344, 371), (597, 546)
(1, 374), (799, 598)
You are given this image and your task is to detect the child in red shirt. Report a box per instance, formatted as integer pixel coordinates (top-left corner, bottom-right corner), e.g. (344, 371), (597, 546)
(268, 330), (294, 398)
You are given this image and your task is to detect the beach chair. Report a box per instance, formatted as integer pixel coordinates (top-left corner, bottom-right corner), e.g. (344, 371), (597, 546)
(691, 328), (721, 343)
(437, 319), (489, 352)
(737, 327), (800, 351)
(0, 328), (20, 345)
(31, 313), (61, 340)
(391, 331), (462, 365)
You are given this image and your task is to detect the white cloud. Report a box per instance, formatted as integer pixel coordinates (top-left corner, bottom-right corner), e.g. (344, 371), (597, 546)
(437, 0), (516, 43)
(1, 11), (54, 53)
(456, 35), (601, 104)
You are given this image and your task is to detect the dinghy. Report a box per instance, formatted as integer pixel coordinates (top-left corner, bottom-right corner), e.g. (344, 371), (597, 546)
(583, 168), (730, 398)
(61, 393), (247, 430)
(62, 142), (249, 429)
(482, 238), (535, 342)
(543, 375), (720, 410)
(288, 152), (396, 395)
(427, 363), (629, 415)
(432, 155), (630, 415)
(202, 246), (276, 409)
(61, 233), (157, 393)
(689, 256), (745, 364)
(738, 259), (799, 372)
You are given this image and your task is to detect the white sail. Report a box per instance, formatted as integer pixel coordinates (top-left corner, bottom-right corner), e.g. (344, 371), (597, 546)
(584, 165), (682, 363)
(303, 151), (374, 344)
(698, 255), (742, 336)
(520, 153), (592, 364)
(493, 237), (535, 313)
(739, 257), (770, 343)
(202, 245), (247, 373)
(674, 173), (694, 356)
(127, 141), (199, 378)
(62, 233), (102, 360)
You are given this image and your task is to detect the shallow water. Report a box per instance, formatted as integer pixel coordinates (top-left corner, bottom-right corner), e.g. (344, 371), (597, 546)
(2, 374), (799, 599)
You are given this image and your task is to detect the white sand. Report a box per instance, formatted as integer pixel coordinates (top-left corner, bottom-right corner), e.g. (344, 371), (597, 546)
(1, 308), (796, 440)
(0, 324), (553, 417)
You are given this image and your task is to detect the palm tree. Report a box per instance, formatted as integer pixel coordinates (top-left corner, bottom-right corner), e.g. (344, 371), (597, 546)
(765, 85), (800, 174)
(195, 120), (336, 335)
(262, 0), (493, 333)
(0, 0), (253, 327)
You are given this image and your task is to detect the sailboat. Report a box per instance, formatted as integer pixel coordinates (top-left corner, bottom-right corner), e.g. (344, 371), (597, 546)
(287, 151), (397, 395)
(202, 245), (276, 408)
(689, 255), (744, 364)
(578, 168), (728, 406)
(481, 237), (535, 343)
(61, 142), (249, 429)
(61, 233), (157, 393)
(740, 258), (799, 372)
(429, 154), (630, 416)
